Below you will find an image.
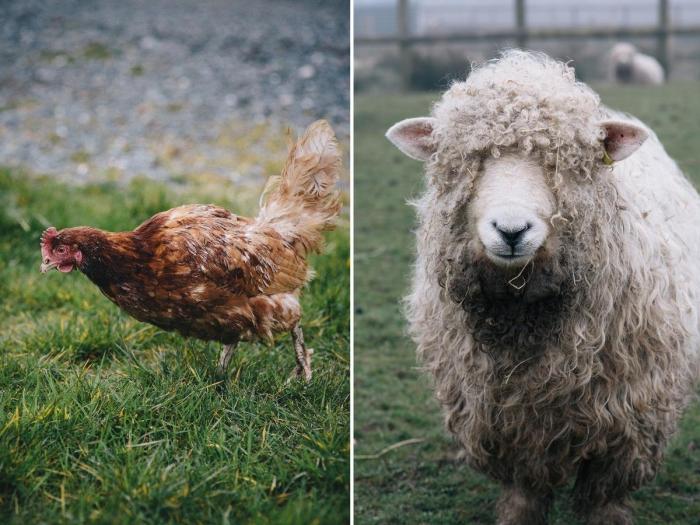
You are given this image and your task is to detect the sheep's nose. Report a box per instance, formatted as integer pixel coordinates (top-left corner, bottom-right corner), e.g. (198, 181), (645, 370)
(494, 222), (530, 248)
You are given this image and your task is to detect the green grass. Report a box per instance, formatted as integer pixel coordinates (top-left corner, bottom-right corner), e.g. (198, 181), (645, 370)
(0, 169), (349, 524)
(353, 83), (700, 524)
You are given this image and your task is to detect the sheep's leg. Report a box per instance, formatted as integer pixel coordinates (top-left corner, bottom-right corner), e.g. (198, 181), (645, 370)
(573, 459), (634, 525)
(216, 340), (238, 377)
(291, 324), (313, 382)
(582, 502), (632, 525)
(496, 485), (552, 525)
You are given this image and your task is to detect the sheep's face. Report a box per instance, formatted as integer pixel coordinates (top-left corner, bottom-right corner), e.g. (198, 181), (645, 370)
(610, 42), (636, 66)
(439, 153), (566, 306)
(387, 115), (648, 308)
(611, 43), (636, 82)
(469, 154), (554, 268)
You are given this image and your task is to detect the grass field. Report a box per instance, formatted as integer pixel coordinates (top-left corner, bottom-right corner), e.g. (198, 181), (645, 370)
(354, 83), (700, 524)
(0, 169), (349, 524)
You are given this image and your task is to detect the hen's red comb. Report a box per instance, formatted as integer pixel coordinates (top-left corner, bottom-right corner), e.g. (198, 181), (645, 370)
(40, 227), (58, 243)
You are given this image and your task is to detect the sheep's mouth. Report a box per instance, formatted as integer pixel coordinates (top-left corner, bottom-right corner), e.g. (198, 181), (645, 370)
(486, 251), (533, 267)
(480, 239), (542, 268)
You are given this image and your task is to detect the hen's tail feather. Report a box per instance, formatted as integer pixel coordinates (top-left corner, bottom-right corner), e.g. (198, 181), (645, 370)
(257, 120), (342, 255)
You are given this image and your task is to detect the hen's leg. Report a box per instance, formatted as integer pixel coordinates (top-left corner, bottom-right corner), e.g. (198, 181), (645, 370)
(217, 341), (238, 377)
(291, 324), (313, 382)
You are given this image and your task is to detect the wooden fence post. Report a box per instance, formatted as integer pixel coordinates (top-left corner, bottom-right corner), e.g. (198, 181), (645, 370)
(658, 0), (670, 77)
(516, 0), (526, 49)
(398, 0), (411, 91)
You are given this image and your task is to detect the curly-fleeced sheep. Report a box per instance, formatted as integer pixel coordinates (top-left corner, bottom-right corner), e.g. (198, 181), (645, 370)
(386, 50), (700, 525)
(609, 42), (665, 85)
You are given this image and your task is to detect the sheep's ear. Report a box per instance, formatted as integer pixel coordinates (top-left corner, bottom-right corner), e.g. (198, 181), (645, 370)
(600, 120), (649, 162)
(386, 117), (437, 161)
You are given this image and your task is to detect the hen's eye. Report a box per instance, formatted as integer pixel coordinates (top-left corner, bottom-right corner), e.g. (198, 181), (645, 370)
(56, 246), (67, 254)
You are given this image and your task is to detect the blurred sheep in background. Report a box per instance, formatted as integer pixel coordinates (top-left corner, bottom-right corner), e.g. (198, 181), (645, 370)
(609, 42), (665, 85)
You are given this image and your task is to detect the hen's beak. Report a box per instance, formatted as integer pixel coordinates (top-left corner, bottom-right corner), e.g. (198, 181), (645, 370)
(41, 259), (57, 273)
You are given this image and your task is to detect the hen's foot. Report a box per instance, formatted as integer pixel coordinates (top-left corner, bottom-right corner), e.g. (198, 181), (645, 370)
(293, 347), (313, 382)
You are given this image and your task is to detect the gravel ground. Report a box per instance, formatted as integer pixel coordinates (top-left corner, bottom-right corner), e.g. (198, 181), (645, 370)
(0, 0), (349, 184)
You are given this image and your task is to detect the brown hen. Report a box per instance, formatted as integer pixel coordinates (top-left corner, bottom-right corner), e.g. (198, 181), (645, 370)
(40, 120), (342, 381)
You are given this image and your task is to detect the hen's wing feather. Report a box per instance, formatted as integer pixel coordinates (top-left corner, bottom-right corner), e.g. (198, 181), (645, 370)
(135, 204), (309, 296)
